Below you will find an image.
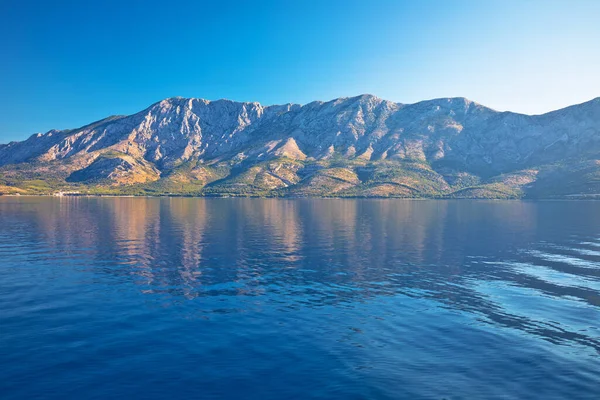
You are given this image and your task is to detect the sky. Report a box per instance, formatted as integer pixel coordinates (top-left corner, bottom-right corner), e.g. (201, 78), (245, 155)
(1, 0), (599, 142)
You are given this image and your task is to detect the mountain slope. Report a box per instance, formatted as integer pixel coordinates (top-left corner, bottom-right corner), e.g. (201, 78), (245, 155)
(1, 95), (599, 198)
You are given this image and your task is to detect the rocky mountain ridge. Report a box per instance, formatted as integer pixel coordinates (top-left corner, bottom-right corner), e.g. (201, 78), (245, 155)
(1, 94), (599, 198)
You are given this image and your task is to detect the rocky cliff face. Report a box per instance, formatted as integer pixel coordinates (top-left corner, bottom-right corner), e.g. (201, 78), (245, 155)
(1, 95), (599, 198)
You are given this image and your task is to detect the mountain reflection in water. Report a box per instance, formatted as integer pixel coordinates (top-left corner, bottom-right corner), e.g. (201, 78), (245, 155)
(0, 198), (599, 399)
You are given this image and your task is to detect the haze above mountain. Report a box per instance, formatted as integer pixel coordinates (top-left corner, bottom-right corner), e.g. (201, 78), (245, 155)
(1, 94), (599, 198)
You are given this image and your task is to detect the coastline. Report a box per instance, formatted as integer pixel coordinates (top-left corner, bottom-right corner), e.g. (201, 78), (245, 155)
(2, 193), (600, 201)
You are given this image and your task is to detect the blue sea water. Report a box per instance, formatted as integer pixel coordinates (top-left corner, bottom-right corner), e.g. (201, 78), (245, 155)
(0, 197), (599, 399)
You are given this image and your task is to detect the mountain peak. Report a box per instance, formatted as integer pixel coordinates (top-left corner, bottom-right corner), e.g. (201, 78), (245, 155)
(348, 93), (382, 102)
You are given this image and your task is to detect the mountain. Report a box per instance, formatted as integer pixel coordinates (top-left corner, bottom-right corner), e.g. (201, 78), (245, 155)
(1, 94), (600, 198)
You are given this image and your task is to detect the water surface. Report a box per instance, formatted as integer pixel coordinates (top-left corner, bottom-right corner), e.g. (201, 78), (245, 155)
(0, 198), (599, 399)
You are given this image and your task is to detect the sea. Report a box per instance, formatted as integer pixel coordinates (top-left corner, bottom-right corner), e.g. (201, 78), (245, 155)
(0, 197), (599, 399)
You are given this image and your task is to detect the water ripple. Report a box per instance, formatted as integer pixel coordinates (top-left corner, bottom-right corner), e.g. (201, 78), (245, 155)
(0, 198), (599, 399)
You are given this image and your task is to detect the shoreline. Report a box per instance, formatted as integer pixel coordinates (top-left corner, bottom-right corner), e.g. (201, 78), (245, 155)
(2, 194), (600, 201)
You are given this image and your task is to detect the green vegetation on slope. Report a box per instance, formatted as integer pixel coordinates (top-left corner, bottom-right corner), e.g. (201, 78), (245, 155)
(3, 156), (600, 199)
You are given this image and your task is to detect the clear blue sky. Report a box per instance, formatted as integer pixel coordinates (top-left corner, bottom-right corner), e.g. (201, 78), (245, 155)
(1, 0), (599, 142)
